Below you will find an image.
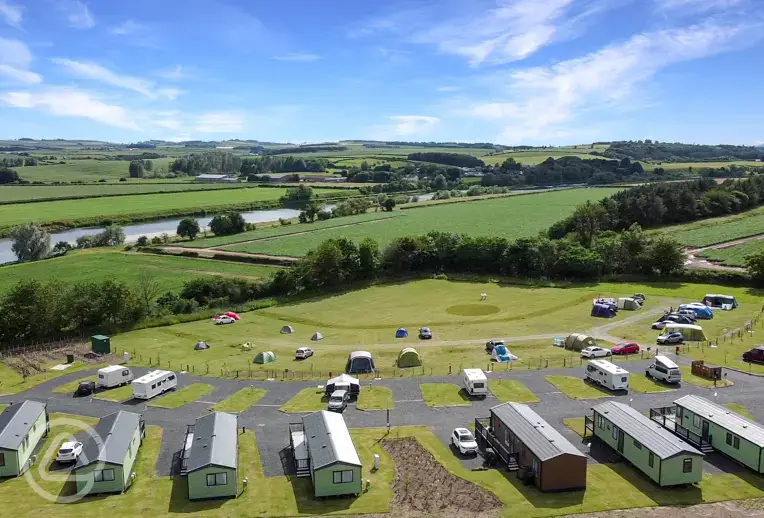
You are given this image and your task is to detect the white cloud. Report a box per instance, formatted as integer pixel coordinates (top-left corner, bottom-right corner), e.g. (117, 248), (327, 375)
(0, 0), (22, 28)
(654, 0), (747, 12)
(272, 53), (321, 62)
(0, 38), (42, 84)
(52, 59), (180, 100)
(57, 0), (95, 29)
(157, 65), (188, 79)
(436, 86), (461, 92)
(0, 88), (139, 129)
(110, 19), (144, 36)
(388, 115), (440, 136)
(194, 112), (244, 133)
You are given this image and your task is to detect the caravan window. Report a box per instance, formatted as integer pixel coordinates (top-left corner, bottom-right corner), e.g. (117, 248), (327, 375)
(693, 415), (700, 428)
(332, 470), (354, 484)
(151, 384), (156, 389)
(648, 452), (655, 468)
(206, 472), (228, 486)
(587, 365), (596, 373)
(683, 458), (693, 473)
(94, 469), (115, 482)
(597, 414), (605, 429)
(621, 377), (627, 382)
(612, 425), (618, 441)
(473, 382), (485, 389)
(0, 453), (4, 466)
(734, 437), (740, 449)
(98, 374), (105, 379)
(168, 375), (175, 381)
(122, 370), (130, 376)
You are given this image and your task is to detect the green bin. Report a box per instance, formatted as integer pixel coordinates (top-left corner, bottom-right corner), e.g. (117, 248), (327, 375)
(66, 354), (74, 364)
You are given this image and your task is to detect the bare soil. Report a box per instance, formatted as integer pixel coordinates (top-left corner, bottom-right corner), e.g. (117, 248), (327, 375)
(563, 498), (764, 518)
(381, 437), (502, 518)
(3, 341), (97, 377)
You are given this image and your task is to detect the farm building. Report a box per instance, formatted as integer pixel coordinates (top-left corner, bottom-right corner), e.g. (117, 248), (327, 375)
(195, 174), (238, 183)
(0, 401), (49, 477)
(74, 411), (145, 495)
(181, 412), (238, 500)
(588, 401), (703, 486)
(475, 402), (587, 492)
(288, 411), (362, 498)
(652, 395), (764, 473)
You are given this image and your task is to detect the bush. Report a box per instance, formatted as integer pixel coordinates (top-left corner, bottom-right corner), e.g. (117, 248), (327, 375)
(136, 235), (149, 247)
(209, 212), (246, 236)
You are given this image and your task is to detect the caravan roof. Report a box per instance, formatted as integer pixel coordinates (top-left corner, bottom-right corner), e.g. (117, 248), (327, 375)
(98, 365), (125, 375)
(654, 355), (678, 370)
(134, 370), (173, 384)
(675, 395), (764, 448)
(588, 359), (628, 374)
(463, 368), (487, 381)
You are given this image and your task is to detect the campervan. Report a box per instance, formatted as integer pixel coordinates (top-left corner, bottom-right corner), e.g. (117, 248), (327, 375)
(585, 359), (629, 391)
(132, 370), (177, 400)
(646, 355), (681, 384)
(462, 368), (488, 398)
(702, 294), (738, 310)
(96, 365), (134, 388)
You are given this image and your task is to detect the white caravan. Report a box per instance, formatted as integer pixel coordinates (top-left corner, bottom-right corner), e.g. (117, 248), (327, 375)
(646, 355), (682, 384)
(462, 368), (488, 398)
(96, 365), (134, 388)
(585, 359), (630, 391)
(132, 370), (177, 400)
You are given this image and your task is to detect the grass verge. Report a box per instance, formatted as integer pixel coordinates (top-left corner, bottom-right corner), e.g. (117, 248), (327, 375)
(211, 387), (267, 412)
(93, 384), (135, 402)
(419, 383), (471, 407)
(279, 387), (328, 413)
(148, 383), (215, 408)
(563, 417), (587, 438)
(0, 361), (102, 395)
(488, 379), (539, 403)
(724, 403), (754, 420)
(545, 375), (612, 400)
(628, 375), (675, 394)
(356, 386), (394, 410)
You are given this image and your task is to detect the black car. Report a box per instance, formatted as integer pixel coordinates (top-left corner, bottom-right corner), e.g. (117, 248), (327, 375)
(76, 380), (96, 396)
(418, 327), (432, 339)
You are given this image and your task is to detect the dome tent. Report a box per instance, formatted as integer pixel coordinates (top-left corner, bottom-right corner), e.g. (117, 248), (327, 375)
(280, 325), (294, 334)
(564, 333), (597, 352)
(617, 297), (642, 310)
(254, 351), (277, 364)
(194, 341), (210, 351)
(591, 303), (616, 318)
(311, 332), (324, 341)
(345, 351), (375, 373)
(397, 347), (422, 368)
(395, 328), (408, 338)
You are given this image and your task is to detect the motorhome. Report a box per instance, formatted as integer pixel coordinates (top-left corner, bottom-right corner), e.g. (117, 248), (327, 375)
(132, 370), (177, 400)
(585, 359), (629, 391)
(96, 365), (134, 388)
(646, 355), (682, 384)
(462, 368), (488, 398)
(702, 294), (738, 310)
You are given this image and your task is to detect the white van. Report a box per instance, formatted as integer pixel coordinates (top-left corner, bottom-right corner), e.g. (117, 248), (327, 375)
(646, 355), (682, 384)
(462, 369), (488, 398)
(132, 370), (177, 400)
(97, 365), (134, 388)
(585, 359), (629, 391)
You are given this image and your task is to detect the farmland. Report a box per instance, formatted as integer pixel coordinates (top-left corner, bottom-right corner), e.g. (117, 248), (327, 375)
(701, 239), (764, 266)
(14, 158), (176, 182)
(0, 182), (255, 203)
(656, 206), (764, 246)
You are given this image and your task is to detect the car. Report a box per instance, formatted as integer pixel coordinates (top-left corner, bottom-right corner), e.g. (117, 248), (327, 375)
(56, 441), (83, 463)
(327, 390), (349, 412)
(743, 346), (764, 364)
(651, 320), (670, 330)
(451, 428), (479, 455)
(418, 327), (432, 339)
(76, 380), (96, 396)
(611, 342), (640, 355)
(295, 347), (314, 359)
(215, 315), (236, 325)
(581, 346), (611, 358)
(485, 339), (505, 352)
(657, 332), (684, 345)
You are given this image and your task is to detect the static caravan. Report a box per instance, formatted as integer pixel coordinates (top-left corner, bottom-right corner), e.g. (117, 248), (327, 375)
(702, 294), (738, 310)
(462, 369), (488, 397)
(132, 370), (177, 400)
(590, 401), (703, 487)
(586, 359), (629, 391)
(97, 365), (134, 388)
(0, 401), (49, 478)
(183, 412), (238, 500)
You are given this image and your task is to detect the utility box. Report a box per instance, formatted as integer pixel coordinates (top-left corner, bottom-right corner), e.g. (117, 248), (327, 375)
(91, 335), (111, 355)
(66, 354), (74, 364)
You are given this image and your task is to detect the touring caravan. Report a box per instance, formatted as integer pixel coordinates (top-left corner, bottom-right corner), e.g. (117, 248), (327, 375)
(646, 355), (682, 384)
(585, 359), (629, 391)
(132, 370), (177, 400)
(96, 365), (134, 388)
(462, 368), (488, 398)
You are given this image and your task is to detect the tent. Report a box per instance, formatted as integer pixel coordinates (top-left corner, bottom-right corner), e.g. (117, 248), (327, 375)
(224, 311), (240, 320)
(395, 328), (408, 339)
(311, 332), (324, 341)
(591, 303), (617, 318)
(254, 351), (277, 364)
(346, 351), (375, 374)
(679, 303), (714, 320)
(325, 373), (360, 396)
(665, 324), (707, 342)
(241, 342), (252, 351)
(491, 344), (518, 363)
(280, 325), (294, 334)
(194, 341), (210, 351)
(397, 347), (422, 368)
(617, 297), (642, 310)
(564, 333), (597, 351)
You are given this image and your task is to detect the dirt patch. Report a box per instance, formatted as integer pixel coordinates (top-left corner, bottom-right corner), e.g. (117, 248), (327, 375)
(446, 304), (500, 316)
(3, 341), (98, 377)
(381, 437), (502, 517)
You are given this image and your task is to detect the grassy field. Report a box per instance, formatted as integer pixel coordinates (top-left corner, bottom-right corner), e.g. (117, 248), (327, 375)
(0, 250), (281, 295)
(656, 207), (764, 247)
(545, 376), (612, 400)
(15, 158), (176, 182)
(356, 386), (395, 410)
(220, 188), (620, 257)
(0, 361), (104, 395)
(701, 239), (764, 266)
(0, 182), (253, 202)
(93, 384), (135, 402)
(279, 387), (328, 412)
(419, 383), (471, 407)
(655, 161), (764, 171)
(147, 383), (215, 408)
(563, 417), (587, 438)
(211, 387), (267, 412)
(488, 379), (539, 403)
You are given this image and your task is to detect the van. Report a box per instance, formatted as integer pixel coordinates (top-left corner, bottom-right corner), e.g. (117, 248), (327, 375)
(97, 365), (134, 388)
(327, 390), (349, 412)
(462, 369), (488, 398)
(646, 355), (681, 384)
(585, 359), (629, 391)
(132, 370), (177, 400)
(702, 294), (738, 310)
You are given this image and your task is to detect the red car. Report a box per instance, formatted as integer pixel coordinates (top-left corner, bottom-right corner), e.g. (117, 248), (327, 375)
(611, 342), (640, 355)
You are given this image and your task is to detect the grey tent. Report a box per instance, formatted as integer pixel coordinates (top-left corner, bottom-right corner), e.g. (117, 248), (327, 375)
(194, 341), (210, 351)
(280, 325), (294, 334)
(564, 333), (597, 351)
(345, 351), (375, 374)
(617, 297), (642, 310)
(311, 332), (324, 341)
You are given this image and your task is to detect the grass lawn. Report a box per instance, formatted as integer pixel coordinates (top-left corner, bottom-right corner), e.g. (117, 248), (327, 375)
(279, 387), (328, 413)
(724, 403), (755, 420)
(356, 386), (394, 410)
(419, 383), (471, 407)
(489, 379), (539, 403)
(701, 239), (764, 266)
(51, 376), (94, 394)
(93, 384), (135, 402)
(14, 158), (175, 182)
(679, 366), (734, 388)
(147, 383), (214, 408)
(563, 417), (587, 438)
(628, 374), (675, 394)
(0, 361), (102, 395)
(546, 376), (612, 400)
(211, 387), (267, 412)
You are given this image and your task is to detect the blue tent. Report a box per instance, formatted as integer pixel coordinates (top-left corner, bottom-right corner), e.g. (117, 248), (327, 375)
(491, 344), (518, 363)
(679, 304), (714, 320)
(591, 303), (616, 318)
(395, 328), (408, 338)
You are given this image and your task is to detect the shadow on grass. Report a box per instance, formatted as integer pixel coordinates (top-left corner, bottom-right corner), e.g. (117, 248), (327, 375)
(167, 474), (229, 513)
(457, 388), (475, 402)
(290, 475), (356, 514)
(56, 477), (110, 505)
(496, 467), (585, 509)
(582, 378), (625, 398)
(602, 462), (704, 506)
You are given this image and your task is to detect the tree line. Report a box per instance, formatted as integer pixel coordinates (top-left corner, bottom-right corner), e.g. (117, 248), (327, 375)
(600, 140), (763, 162)
(481, 156), (646, 187)
(407, 152), (485, 168)
(241, 156), (328, 175)
(170, 152), (243, 176)
(262, 145), (348, 155)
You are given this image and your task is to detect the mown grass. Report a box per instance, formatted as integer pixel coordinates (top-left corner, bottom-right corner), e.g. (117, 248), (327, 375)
(563, 417), (587, 438)
(488, 379), (539, 403)
(546, 376), (613, 400)
(679, 366), (734, 388)
(93, 384), (135, 402)
(356, 386), (394, 410)
(724, 403), (755, 420)
(15, 158), (176, 182)
(51, 376), (94, 394)
(211, 387), (267, 412)
(701, 239), (764, 266)
(147, 383), (215, 408)
(628, 374), (675, 394)
(656, 206), (764, 247)
(0, 361), (103, 395)
(279, 387), (328, 413)
(0, 182), (250, 202)
(419, 383), (471, 407)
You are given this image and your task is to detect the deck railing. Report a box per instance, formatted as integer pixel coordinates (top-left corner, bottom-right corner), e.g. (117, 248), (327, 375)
(474, 417), (518, 467)
(179, 424), (195, 474)
(650, 407), (711, 450)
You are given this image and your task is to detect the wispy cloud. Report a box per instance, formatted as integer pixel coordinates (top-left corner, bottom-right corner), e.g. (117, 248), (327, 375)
(0, 0), (22, 28)
(157, 65), (189, 79)
(57, 0), (95, 29)
(654, 0), (747, 12)
(0, 37), (42, 84)
(388, 115), (440, 136)
(110, 19), (144, 35)
(194, 112), (244, 133)
(436, 86), (461, 92)
(272, 53), (321, 62)
(52, 59), (180, 100)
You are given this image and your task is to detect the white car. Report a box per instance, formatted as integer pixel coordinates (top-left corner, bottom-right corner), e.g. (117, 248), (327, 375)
(581, 346), (611, 358)
(56, 441), (83, 463)
(651, 320), (670, 330)
(451, 428), (478, 455)
(295, 347), (314, 359)
(215, 315), (235, 325)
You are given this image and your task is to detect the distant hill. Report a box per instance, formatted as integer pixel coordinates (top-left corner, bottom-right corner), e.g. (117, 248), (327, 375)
(600, 141), (763, 162)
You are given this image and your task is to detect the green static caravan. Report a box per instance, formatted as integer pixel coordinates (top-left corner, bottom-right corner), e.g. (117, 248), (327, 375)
(0, 401), (49, 477)
(74, 411), (145, 495)
(297, 410), (363, 498)
(590, 401), (703, 487)
(181, 412), (238, 501)
(674, 395), (764, 473)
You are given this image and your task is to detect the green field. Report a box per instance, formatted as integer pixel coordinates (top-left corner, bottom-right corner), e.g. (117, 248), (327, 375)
(220, 188), (620, 257)
(419, 383), (471, 407)
(701, 239), (764, 266)
(657, 207), (764, 247)
(655, 161), (764, 171)
(148, 383), (214, 408)
(211, 387), (267, 412)
(0, 250), (281, 295)
(15, 158), (176, 182)
(0, 182), (254, 203)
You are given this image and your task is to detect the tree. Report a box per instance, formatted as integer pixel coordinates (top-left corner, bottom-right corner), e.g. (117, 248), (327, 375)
(136, 235), (149, 247)
(360, 160), (369, 171)
(10, 223), (50, 262)
(209, 212), (246, 236)
(136, 271), (161, 315)
(570, 201), (608, 248)
(381, 199), (396, 212)
(281, 185), (314, 202)
(358, 238), (379, 276)
(645, 237), (684, 275)
(0, 167), (20, 184)
(745, 250), (764, 281)
(303, 202), (323, 223)
(143, 159), (154, 172)
(177, 218), (201, 240)
(93, 225), (125, 246)
(432, 174), (447, 190)
(51, 241), (72, 256)
(129, 160), (145, 178)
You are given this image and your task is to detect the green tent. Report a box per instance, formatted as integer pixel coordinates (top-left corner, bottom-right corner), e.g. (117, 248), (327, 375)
(564, 333), (597, 351)
(665, 324), (707, 342)
(397, 347), (422, 368)
(254, 351), (277, 364)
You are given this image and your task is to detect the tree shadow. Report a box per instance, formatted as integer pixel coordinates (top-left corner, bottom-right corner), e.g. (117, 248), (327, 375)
(279, 445), (297, 476)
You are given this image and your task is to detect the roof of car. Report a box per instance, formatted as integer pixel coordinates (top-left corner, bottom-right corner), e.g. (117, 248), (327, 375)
(455, 427), (471, 434)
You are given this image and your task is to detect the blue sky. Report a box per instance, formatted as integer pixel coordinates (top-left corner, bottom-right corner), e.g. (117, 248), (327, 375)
(0, 0), (762, 145)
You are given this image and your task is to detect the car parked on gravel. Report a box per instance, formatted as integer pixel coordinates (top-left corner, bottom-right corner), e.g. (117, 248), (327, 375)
(611, 342), (640, 355)
(56, 441), (83, 463)
(76, 380), (96, 396)
(581, 346), (611, 358)
(451, 428), (478, 455)
(657, 332), (684, 345)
